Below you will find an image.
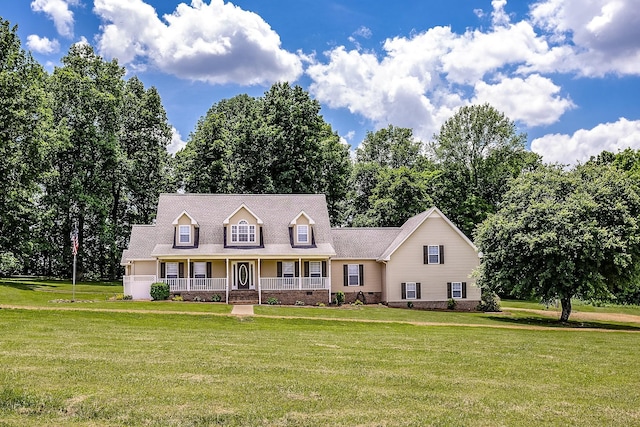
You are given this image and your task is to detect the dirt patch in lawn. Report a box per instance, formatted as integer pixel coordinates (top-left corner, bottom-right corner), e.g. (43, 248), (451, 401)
(505, 307), (640, 324)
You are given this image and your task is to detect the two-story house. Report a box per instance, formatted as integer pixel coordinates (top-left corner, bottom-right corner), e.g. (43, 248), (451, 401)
(121, 193), (481, 309)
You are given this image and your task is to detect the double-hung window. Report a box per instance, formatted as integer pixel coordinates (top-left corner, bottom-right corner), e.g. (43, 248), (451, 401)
(428, 245), (440, 264)
(282, 261), (295, 278)
(194, 262), (206, 279)
(297, 225), (309, 244)
(348, 264), (360, 286)
(179, 225), (190, 243)
(452, 282), (462, 299)
(406, 282), (417, 299)
(166, 262), (178, 279)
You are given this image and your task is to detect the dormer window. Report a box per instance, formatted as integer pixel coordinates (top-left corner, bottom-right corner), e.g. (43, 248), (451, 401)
(231, 220), (255, 243)
(297, 225), (309, 243)
(179, 225), (191, 243)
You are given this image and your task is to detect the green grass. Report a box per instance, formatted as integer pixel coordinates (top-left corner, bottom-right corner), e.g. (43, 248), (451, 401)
(1, 278), (640, 425)
(502, 298), (640, 316)
(1, 308), (639, 426)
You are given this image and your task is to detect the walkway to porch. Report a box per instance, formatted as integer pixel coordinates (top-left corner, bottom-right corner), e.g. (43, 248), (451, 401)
(231, 305), (254, 315)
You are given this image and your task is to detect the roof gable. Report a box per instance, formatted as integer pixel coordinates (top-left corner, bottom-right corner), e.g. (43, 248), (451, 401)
(223, 203), (264, 225)
(377, 207), (476, 261)
(171, 211), (198, 226)
(290, 210), (316, 225)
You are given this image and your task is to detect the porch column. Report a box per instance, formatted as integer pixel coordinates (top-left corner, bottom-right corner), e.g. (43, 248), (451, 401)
(187, 258), (191, 291)
(257, 258), (262, 305)
(298, 257), (302, 290)
(225, 258), (229, 304)
(155, 259), (159, 283)
(327, 258), (332, 304)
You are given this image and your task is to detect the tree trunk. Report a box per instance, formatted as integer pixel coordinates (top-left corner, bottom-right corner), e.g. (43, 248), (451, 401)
(560, 297), (572, 322)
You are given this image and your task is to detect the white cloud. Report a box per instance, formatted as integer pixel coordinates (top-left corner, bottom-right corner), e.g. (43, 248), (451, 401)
(473, 74), (574, 126)
(30, 0), (79, 38)
(529, 0), (640, 76)
(531, 118), (640, 164)
(26, 34), (60, 54)
(94, 0), (303, 85)
(167, 127), (187, 154)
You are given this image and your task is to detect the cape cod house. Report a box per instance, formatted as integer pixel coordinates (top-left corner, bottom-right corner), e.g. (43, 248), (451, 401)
(121, 193), (481, 309)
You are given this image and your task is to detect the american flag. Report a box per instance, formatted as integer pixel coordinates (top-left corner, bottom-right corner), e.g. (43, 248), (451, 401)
(71, 229), (79, 256)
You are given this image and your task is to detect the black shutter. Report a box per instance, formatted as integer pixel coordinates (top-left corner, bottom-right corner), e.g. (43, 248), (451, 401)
(401, 282), (406, 299)
(160, 262), (166, 278)
(416, 283), (421, 299)
(190, 262), (194, 278)
(223, 226), (227, 247)
(277, 262), (282, 277)
(194, 228), (199, 248)
(179, 263), (185, 278)
(304, 261), (310, 277)
(206, 262), (212, 278)
(447, 282), (452, 299)
(295, 262), (300, 277)
(288, 227), (294, 246)
(259, 226), (264, 247)
(423, 246), (428, 264)
(321, 261), (327, 277)
(439, 245), (445, 264)
(173, 228), (177, 247)
(343, 264), (348, 286)
(311, 228), (316, 245)
(359, 264), (364, 286)
(462, 282), (467, 298)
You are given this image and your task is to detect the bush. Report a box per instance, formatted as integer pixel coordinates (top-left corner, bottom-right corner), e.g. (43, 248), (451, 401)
(211, 294), (222, 302)
(0, 252), (21, 277)
(266, 297), (279, 305)
(123, 294), (132, 300)
(114, 294), (132, 301)
(477, 290), (501, 312)
(335, 291), (345, 306)
(172, 295), (184, 302)
(295, 300), (305, 306)
(317, 302), (325, 307)
(192, 295), (204, 302)
(407, 301), (414, 309)
(447, 298), (457, 310)
(353, 299), (363, 306)
(150, 282), (170, 301)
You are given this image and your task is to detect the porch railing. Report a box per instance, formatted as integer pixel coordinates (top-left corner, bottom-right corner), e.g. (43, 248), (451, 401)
(260, 277), (328, 290)
(161, 278), (227, 292)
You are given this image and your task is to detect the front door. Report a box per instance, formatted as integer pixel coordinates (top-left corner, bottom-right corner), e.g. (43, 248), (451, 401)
(236, 262), (251, 290)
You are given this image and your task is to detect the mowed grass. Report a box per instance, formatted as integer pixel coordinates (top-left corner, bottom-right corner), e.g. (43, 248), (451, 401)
(1, 279), (640, 426)
(1, 308), (639, 426)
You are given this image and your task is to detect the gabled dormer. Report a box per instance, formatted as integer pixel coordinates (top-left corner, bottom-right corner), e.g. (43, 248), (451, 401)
(223, 204), (264, 248)
(289, 211), (316, 248)
(172, 211), (199, 248)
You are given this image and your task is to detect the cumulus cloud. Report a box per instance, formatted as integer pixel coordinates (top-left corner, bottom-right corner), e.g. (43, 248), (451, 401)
(531, 118), (640, 164)
(26, 34), (60, 54)
(30, 0), (79, 38)
(473, 74), (574, 126)
(167, 127), (187, 154)
(529, 0), (640, 76)
(93, 0), (303, 85)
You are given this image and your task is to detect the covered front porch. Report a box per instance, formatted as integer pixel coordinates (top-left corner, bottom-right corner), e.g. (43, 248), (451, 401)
(123, 257), (331, 304)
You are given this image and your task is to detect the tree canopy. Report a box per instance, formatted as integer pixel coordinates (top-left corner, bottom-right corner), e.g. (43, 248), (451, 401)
(475, 164), (640, 321)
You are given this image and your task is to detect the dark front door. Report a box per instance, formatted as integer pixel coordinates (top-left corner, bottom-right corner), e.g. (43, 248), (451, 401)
(236, 262), (251, 290)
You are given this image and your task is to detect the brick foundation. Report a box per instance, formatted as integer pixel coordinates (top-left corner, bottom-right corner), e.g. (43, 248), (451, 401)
(332, 291), (382, 305)
(171, 291), (227, 303)
(261, 290), (330, 306)
(387, 299), (479, 311)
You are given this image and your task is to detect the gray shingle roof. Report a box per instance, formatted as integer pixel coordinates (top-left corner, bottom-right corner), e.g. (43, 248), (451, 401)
(331, 227), (401, 259)
(121, 193), (336, 263)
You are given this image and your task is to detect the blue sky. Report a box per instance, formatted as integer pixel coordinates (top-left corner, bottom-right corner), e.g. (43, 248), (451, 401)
(3, 0), (640, 163)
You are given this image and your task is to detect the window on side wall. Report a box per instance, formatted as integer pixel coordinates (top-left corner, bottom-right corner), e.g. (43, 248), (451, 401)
(348, 264), (360, 286)
(179, 225), (190, 243)
(428, 245), (440, 264)
(452, 282), (462, 299)
(406, 282), (417, 299)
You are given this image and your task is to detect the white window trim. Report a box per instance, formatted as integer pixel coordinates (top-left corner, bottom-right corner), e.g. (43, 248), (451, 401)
(452, 282), (463, 299)
(428, 245), (440, 264)
(283, 261), (295, 278)
(194, 262), (206, 278)
(347, 264), (360, 286)
(297, 224), (309, 244)
(406, 281), (417, 299)
(178, 225), (191, 244)
(309, 261), (322, 277)
(231, 220), (256, 244)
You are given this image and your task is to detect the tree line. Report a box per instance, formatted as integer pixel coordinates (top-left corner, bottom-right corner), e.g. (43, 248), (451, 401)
(3, 17), (640, 319)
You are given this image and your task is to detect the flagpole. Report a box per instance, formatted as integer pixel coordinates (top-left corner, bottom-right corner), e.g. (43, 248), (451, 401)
(72, 252), (76, 302)
(71, 226), (78, 302)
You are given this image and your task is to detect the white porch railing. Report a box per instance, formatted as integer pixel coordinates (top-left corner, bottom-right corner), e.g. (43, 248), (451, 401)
(260, 277), (328, 290)
(161, 278), (227, 292)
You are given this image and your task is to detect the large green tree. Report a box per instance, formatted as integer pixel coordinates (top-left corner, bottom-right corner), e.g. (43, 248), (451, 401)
(430, 104), (540, 235)
(475, 164), (640, 321)
(0, 19), (51, 271)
